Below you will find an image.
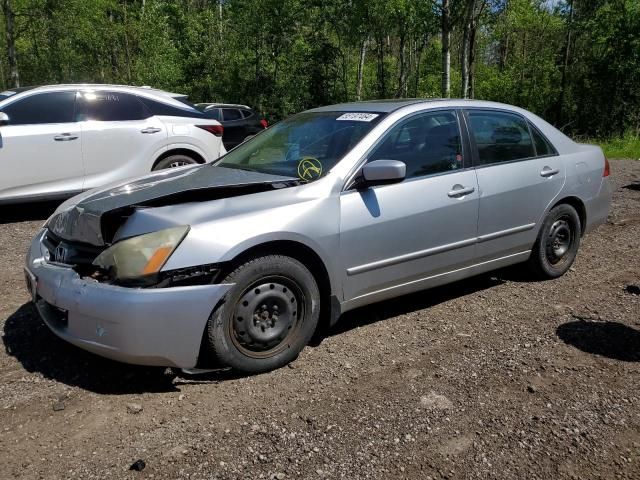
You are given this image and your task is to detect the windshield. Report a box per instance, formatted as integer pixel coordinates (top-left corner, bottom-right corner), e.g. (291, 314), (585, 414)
(217, 111), (385, 181)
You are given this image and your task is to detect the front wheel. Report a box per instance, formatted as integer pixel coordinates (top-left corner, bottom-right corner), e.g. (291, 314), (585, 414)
(206, 255), (320, 373)
(527, 204), (581, 279)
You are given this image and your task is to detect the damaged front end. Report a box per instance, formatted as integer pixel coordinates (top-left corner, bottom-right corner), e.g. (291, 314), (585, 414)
(43, 164), (299, 288)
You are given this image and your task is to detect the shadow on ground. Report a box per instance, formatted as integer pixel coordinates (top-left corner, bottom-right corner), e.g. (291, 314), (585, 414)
(1, 303), (246, 394)
(3, 270), (515, 393)
(0, 201), (60, 224)
(622, 182), (640, 192)
(557, 318), (640, 362)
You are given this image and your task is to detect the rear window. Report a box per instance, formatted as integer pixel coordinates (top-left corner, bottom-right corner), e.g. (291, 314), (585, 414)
(468, 110), (535, 165)
(222, 108), (242, 121)
(79, 91), (150, 121)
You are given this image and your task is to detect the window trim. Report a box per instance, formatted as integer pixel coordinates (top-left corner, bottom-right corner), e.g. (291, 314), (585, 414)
(463, 107), (559, 169)
(343, 107), (470, 191)
(527, 119), (559, 158)
(1, 90), (79, 126)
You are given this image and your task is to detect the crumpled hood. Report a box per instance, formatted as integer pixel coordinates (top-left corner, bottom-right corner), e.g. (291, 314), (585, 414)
(46, 165), (297, 246)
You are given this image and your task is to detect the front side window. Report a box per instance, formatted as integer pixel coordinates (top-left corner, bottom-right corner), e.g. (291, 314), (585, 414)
(222, 108), (242, 121)
(468, 110), (535, 165)
(3, 92), (76, 125)
(218, 111), (385, 181)
(368, 110), (463, 178)
(78, 91), (150, 121)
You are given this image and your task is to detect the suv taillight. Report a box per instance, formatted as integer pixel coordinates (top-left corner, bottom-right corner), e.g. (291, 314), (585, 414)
(603, 157), (610, 177)
(197, 125), (223, 137)
(260, 119), (268, 129)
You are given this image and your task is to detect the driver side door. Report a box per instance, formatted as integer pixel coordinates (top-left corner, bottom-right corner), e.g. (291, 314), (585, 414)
(339, 109), (480, 305)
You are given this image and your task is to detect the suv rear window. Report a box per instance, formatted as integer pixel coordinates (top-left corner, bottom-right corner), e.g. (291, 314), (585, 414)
(222, 108), (242, 121)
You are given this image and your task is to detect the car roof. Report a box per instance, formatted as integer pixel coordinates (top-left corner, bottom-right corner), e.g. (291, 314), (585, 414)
(307, 98), (525, 114)
(197, 103), (252, 110)
(0, 83), (194, 109)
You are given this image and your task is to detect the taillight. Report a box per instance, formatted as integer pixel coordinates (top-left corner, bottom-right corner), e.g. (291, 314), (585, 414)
(260, 119), (268, 129)
(197, 124), (223, 137)
(603, 157), (610, 177)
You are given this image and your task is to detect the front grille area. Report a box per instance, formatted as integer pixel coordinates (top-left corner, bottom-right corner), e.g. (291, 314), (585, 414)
(42, 231), (104, 266)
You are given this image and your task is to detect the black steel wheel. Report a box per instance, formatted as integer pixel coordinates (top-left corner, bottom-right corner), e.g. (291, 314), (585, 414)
(206, 255), (320, 373)
(527, 203), (581, 279)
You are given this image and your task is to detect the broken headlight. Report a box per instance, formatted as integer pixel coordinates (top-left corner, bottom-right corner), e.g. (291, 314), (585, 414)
(93, 226), (189, 281)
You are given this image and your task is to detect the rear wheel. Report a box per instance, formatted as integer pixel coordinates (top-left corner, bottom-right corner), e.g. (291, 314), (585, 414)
(527, 204), (581, 279)
(153, 153), (199, 170)
(206, 255), (320, 373)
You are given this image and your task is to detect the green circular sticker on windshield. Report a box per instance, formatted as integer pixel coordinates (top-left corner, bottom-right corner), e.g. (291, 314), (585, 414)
(297, 157), (323, 181)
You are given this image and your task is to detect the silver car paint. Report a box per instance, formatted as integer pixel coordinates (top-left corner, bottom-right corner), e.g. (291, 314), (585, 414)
(27, 99), (612, 368)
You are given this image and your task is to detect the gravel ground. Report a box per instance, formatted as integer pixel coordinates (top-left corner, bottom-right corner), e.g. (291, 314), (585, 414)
(0, 160), (639, 480)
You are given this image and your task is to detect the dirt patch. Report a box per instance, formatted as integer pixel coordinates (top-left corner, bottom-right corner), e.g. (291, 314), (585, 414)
(0, 160), (639, 479)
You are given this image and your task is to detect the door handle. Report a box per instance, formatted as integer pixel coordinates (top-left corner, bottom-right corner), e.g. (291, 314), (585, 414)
(140, 127), (162, 134)
(53, 133), (78, 141)
(447, 185), (475, 198)
(540, 167), (560, 178)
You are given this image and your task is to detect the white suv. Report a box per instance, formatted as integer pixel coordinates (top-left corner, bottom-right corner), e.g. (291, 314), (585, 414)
(0, 84), (226, 203)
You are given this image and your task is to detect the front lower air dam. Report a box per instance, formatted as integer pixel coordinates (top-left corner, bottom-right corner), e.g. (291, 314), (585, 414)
(27, 230), (233, 368)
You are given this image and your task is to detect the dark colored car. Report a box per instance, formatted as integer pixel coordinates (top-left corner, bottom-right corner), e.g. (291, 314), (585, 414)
(195, 103), (268, 150)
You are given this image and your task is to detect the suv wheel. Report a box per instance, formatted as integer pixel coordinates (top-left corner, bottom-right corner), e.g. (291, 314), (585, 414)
(153, 154), (199, 170)
(206, 255), (320, 373)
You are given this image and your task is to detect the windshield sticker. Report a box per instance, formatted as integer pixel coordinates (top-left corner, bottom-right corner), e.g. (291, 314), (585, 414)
(336, 113), (379, 122)
(297, 157), (323, 181)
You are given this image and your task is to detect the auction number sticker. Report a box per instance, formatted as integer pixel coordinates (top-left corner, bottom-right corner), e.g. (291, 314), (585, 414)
(336, 113), (379, 122)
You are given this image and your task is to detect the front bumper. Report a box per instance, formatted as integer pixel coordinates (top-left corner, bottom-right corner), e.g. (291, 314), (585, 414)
(26, 230), (233, 368)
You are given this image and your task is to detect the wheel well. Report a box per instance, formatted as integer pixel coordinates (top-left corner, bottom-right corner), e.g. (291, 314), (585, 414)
(152, 148), (205, 170)
(225, 241), (333, 333)
(551, 196), (587, 235)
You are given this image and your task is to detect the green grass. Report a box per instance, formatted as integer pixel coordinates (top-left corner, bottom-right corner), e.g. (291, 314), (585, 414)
(590, 133), (640, 160)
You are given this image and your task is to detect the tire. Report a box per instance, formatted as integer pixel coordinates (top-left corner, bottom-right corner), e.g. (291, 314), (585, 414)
(206, 255), (320, 373)
(527, 203), (581, 279)
(152, 153), (199, 171)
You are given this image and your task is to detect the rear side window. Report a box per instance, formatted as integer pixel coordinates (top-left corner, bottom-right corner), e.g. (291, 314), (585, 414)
(468, 110), (535, 165)
(140, 97), (204, 118)
(222, 108), (242, 121)
(529, 123), (557, 156)
(3, 92), (76, 125)
(241, 109), (254, 119)
(79, 91), (150, 121)
(202, 108), (221, 121)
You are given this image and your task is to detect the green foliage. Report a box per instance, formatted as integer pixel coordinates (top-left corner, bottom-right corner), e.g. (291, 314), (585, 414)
(594, 132), (640, 160)
(0, 0), (638, 137)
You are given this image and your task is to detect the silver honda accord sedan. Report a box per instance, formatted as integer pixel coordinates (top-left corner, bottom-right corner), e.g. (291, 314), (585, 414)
(25, 99), (612, 373)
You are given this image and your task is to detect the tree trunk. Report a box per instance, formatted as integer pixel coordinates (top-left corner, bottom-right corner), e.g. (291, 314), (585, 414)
(558, 0), (574, 125)
(356, 37), (367, 101)
(468, 19), (477, 98)
(376, 35), (386, 98)
(2, 0), (19, 88)
(441, 0), (451, 98)
(396, 32), (407, 98)
(460, 0), (476, 99)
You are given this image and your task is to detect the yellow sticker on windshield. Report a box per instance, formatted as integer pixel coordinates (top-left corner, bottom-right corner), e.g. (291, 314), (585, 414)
(297, 157), (323, 181)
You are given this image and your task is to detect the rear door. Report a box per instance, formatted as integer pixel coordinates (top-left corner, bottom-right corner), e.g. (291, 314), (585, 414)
(340, 109), (479, 303)
(465, 109), (565, 261)
(78, 90), (168, 190)
(0, 90), (83, 200)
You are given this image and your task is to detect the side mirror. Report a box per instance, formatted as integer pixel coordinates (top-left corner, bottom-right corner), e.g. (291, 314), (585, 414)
(356, 159), (406, 189)
(0, 112), (8, 126)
